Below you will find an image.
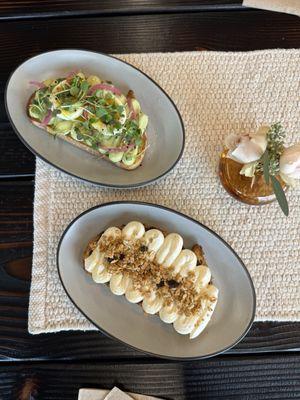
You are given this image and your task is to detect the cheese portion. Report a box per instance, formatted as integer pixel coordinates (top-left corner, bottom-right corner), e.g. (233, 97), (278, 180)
(155, 233), (183, 267)
(173, 314), (198, 335)
(193, 265), (211, 292)
(142, 292), (163, 314)
(122, 221), (145, 240)
(143, 229), (164, 254)
(92, 254), (111, 283)
(190, 285), (219, 339)
(84, 245), (101, 273)
(172, 249), (197, 276)
(159, 303), (178, 323)
(110, 273), (131, 295)
(125, 280), (144, 303)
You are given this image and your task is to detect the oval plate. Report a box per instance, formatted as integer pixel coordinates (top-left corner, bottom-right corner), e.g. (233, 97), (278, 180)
(57, 202), (256, 359)
(5, 49), (184, 188)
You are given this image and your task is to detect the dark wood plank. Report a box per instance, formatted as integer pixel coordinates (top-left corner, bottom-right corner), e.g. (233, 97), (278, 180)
(0, 123), (34, 177)
(0, 181), (299, 362)
(0, 1), (245, 21)
(0, 10), (298, 88)
(1, 355), (300, 399)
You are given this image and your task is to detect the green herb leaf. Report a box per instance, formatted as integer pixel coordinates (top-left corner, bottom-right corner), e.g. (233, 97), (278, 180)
(70, 86), (79, 96)
(96, 108), (108, 118)
(262, 149), (270, 185)
(81, 81), (89, 93)
(271, 175), (289, 216)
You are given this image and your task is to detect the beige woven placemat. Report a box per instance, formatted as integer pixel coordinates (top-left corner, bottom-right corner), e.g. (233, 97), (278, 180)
(29, 49), (300, 334)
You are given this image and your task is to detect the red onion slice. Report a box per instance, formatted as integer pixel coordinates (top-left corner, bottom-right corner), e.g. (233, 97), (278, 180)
(66, 70), (80, 81)
(29, 80), (45, 89)
(88, 83), (122, 96)
(41, 110), (52, 126)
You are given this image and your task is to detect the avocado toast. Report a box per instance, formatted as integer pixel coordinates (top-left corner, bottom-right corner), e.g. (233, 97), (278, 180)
(27, 72), (148, 170)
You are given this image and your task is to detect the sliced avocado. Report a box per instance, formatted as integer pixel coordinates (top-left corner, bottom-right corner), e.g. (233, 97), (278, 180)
(29, 105), (42, 121)
(92, 120), (106, 132)
(101, 136), (121, 148)
(87, 75), (101, 86)
(109, 152), (124, 163)
(122, 147), (138, 166)
(99, 148), (108, 155)
(138, 113), (148, 133)
(131, 98), (141, 115)
(55, 120), (73, 134)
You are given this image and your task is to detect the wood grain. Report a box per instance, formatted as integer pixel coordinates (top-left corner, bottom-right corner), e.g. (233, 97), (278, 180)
(1, 355), (300, 399)
(0, 124), (34, 177)
(0, 1), (245, 20)
(0, 181), (299, 362)
(0, 10), (298, 88)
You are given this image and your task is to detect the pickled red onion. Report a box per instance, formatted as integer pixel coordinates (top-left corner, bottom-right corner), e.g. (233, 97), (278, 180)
(42, 110), (52, 125)
(88, 84), (122, 96)
(29, 80), (45, 88)
(66, 70), (80, 80)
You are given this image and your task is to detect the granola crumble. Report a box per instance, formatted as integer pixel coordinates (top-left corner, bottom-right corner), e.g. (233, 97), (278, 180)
(97, 235), (214, 317)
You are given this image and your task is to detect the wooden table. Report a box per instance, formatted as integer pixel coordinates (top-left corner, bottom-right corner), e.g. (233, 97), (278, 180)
(1, 1), (300, 399)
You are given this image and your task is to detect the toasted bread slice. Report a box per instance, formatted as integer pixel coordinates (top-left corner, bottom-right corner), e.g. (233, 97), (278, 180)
(27, 96), (147, 171)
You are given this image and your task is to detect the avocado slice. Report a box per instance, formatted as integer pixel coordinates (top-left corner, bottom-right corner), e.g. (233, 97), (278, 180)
(109, 152), (124, 163)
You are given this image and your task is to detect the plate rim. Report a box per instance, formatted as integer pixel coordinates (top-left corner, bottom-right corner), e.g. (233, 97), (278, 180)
(56, 201), (256, 360)
(5, 49), (185, 188)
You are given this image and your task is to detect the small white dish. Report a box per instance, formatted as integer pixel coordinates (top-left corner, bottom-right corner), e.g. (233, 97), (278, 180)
(5, 49), (184, 188)
(57, 202), (256, 359)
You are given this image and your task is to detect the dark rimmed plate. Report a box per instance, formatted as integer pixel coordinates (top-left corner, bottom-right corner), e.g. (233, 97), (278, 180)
(5, 49), (184, 188)
(57, 202), (256, 360)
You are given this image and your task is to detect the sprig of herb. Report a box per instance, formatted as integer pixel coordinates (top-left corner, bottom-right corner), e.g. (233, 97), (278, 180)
(257, 123), (289, 216)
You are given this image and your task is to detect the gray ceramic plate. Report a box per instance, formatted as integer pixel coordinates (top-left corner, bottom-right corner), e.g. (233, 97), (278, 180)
(57, 202), (256, 359)
(5, 49), (184, 188)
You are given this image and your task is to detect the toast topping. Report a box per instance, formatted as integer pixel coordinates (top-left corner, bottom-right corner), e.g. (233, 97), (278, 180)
(28, 72), (148, 169)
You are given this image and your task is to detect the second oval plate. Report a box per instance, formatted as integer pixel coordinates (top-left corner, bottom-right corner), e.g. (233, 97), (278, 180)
(57, 202), (256, 360)
(5, 49), (184, 188)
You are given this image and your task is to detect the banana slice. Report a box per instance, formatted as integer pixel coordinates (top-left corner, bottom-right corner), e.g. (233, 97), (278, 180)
(155, 233), (183, 267)
(193, 265), (211, 292)
(190, 285), (219, 339)
(143, 229), (164, 255)
(122, 221), (145, 241)
(109, 273), (130, 295)
(125, 281), (144, 303)
(172, 249), (197, 276)
(173, 314), (198, 335)
(142, 292), (163, 314)
(159, 303), (178, 323)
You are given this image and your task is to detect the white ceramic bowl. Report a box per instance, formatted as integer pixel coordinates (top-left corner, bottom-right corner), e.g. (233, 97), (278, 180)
(57, 202), (256, 359)
(5, 49), (184, 188)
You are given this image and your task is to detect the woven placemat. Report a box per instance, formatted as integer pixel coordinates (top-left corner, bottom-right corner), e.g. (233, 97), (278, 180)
(29, 50), (300, 334)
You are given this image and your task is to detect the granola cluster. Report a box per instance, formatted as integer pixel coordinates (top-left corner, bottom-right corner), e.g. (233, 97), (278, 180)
(96, 235), (214, 317)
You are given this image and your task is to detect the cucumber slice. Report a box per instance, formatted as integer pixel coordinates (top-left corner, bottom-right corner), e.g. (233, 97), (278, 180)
(109, 152), (124, 163)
